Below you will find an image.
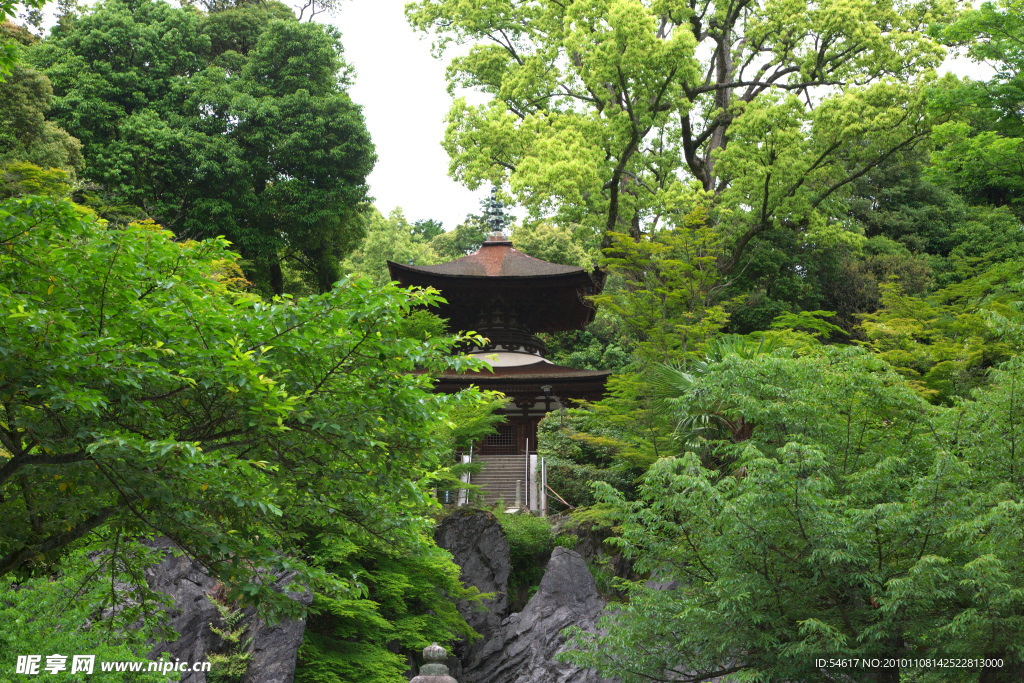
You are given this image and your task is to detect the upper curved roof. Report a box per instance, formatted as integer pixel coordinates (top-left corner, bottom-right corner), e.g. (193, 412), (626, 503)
(399, 240), (582, 278)
(386, 235), (606, 334)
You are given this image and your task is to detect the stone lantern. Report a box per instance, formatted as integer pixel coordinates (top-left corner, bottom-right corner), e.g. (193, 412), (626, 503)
(409, 643), (458, 683)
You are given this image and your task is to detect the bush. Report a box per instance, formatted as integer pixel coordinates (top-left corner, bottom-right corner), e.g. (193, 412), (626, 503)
(545, 459), (639, 511)
(0, 547), (169, 681)
(537, 410), (644, 512)
(295, 535), (480, 683)
(491, 508), (553, 597)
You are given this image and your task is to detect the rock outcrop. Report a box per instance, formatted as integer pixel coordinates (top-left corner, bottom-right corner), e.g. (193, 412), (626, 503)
(549, 514), (636, 584)
(461, 547), (617, 683)
(433, 508), (512, 678)
(144, 538), (312, 683)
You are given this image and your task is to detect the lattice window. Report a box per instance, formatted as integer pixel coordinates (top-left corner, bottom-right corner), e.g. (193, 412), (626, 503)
(484, 424), (516, 447)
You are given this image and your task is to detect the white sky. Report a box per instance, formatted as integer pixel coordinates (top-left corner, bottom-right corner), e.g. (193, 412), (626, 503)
(330, 0), (489, 231)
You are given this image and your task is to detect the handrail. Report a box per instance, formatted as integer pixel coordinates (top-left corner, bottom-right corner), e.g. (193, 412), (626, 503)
(545, 484), (574, 510)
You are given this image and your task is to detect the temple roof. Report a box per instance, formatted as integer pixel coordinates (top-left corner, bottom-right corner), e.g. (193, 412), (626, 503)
(438, 361), (611, 380)
(432, 361), (612, 402)
(387, 237), (605, 334)
(398, 239), (581, 278)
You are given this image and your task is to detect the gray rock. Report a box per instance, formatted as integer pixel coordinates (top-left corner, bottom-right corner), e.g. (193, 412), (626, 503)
(144, 538), (312, 683)
(553, 519), (634, 584)
(237, 578), (311, 683)
(462, 547), (617, 683)
(434, 508), (512, 667)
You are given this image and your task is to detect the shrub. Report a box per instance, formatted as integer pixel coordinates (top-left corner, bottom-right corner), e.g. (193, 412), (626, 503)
(491, 508), (553, 597)
(0, 547), (168, 681)
(295, 535), (480, 683)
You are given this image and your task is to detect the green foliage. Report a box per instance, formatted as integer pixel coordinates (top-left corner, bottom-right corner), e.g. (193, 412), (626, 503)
(295, 535), (478, 683)
(429, 213), (489, 260)
(1, 3), (43, 78)
(585, 559), (622, 601)
(207, 602), (253, 683)
(0, 545), (169, 681)
(541, 328), (632, 373)
(411, 219), (444, 241)
(596, 207), (729, 363)
(769, 310), (847, 341)
(511, 221), (594, 269)
(0, 194), (493, 619)
(552, 534), (577, 549)
(408, 0), (948, 270)
(28, 0), (375, 294)
(537, 411), (642, 510)
(544, 459), (639, 512)
(930, 0), (1024, 215)
(648, 334), (791, 452)
(0, 63), (82, 171)
(491, 509), (552, 596)
(341, 208), (441, 286)
(938, 206), (1024, 283)
(844, 148), (968, 255)
(561, 504), (621, 533)
(860, 261), (1024, 402)
(584, 372), (678, 470)
(566, 315), (771, 474)
(538, 410), (620, 469)
(0, 161), (74, 200)
(561, 348), (1024, 682)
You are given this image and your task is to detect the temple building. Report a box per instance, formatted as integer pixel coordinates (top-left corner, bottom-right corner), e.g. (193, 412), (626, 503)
(387, 192), (611, 512)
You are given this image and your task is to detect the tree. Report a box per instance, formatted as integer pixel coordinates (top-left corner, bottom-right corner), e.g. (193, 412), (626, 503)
(28, 0), (375, 295)
(0, 547), (172, 678)
(860, 261), (1024, 403)
(341, 207), (443, 285)
(930, 0), (1024, 216)
(562, 348), (1024, 682)
(0, 161), (74, 199)
(1, 3), (43, 77)
(407, 0), (949, 267)
(296, 535), (481, 683)
(511, 221), (594, 268)
(543, 208), (730, 472)
(0, 22), (82, 171)
(0, 65), (82, 171)
(596, 207), (728, 363)
(429, 213), (490, 260)
(0, 193), (492, 618)
(412, 218), (445, 241)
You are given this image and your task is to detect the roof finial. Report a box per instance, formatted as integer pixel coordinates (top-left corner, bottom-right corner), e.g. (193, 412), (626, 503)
(484, 185), (507, 240)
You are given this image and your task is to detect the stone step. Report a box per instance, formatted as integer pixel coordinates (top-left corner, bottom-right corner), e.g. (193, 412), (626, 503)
(474, 465), (529, 474)
(467, 455), (534, 508)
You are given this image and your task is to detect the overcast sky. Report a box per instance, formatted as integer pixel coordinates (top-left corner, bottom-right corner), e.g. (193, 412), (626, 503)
(329, 0), (488, 231)
(331, 0), (996, 233)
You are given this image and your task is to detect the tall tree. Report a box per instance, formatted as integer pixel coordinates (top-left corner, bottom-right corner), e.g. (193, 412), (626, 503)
(0, 22), (82, 171)
(0, 65), (82, 171)
(930, 0), (1024, 216)
(1, 2), (43, 76)
(407, 0), (950, 269)
(29, 0), (375, 295)
(562, 348), (1024, 683)
(0, 193), (492, 618)
(342, 207), (442, 285)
